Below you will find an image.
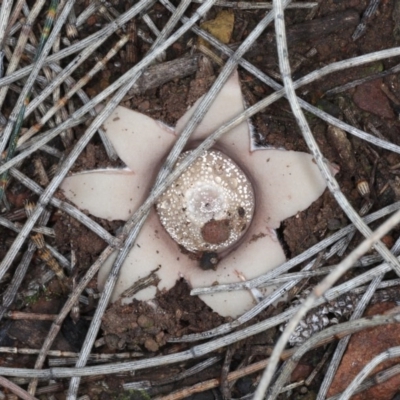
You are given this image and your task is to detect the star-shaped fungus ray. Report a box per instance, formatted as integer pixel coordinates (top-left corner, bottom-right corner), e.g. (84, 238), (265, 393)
(60, 71), (327, 317)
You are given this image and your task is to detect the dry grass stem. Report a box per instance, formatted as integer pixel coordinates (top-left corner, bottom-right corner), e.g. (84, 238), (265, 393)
(0, 0), (399, 398)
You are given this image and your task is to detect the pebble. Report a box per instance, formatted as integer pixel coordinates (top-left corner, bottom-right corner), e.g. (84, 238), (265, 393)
(353, 80), (395, 119)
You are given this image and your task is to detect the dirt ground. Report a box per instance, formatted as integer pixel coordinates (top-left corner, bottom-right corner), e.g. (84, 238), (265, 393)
(1, 0), (400, 398)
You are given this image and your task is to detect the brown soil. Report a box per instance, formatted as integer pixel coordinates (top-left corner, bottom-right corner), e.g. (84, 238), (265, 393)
(1, 0), (400, 399)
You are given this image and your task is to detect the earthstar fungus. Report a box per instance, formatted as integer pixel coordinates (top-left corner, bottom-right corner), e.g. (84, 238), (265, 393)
(61, 71), (327, 317)
(156, 149), (255, 257)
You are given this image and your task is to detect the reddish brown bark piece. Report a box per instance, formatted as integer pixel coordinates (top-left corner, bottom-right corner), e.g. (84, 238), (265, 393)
(291, 363), (313, 383)
(328, 302), (400, 399)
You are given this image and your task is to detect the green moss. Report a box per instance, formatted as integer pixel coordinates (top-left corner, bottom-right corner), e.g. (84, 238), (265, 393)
(364, 61), (384, 75)
(24, 291), (41, 305)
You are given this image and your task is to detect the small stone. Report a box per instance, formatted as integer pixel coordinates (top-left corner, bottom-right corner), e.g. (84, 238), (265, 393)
(353, 80), (395, 119)
(381, 235), (394, 249)
(137, 100), (150, 112)
(155, 331), (165, 344)
(144, 338), (159, 352)
(137, 315), (154, 329)
(327, 218), (341, 231)
(291, 363), (313, 382)
(104, 334), (122, 350)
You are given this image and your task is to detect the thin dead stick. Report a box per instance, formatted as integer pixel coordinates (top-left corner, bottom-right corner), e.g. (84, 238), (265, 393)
(49, 352), (144, 366)
(0, 0), (14, 49)
(123, 356), (221, 391)
(191, 0), (317, 7)
(352, 0), (381, 40)
(7, 12), (119, 157)
(4, 0), (27, 41)
(0, 215), (53, 237)
(0, 347), (111, 358)
(0, 0), (72, 206)
(4, 311), (90, 321)
(24, 32), (127, 117)
(0, 0), (156, 89)
(75, 2), (100, 27)
(216, 349), (231, 399)
(264, 9), (359, 44)
(0, 346), (142, 363)
(0, 376), (39, 400)
(18, 33), (130, 146)
(76, 1), (153, 45)
(142, 13), (161, 39)
(0, 242), (46, 321)
(305, 345), (334, 387)
(325, 62), (400, 96)
(0, 0), (47, 109)
(0, 309), (399, 380)
(153, 357), (281, 399)
(125, 54), (199, 97)
(50, 32), (69, 147)
(0, 0), (71, 156)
